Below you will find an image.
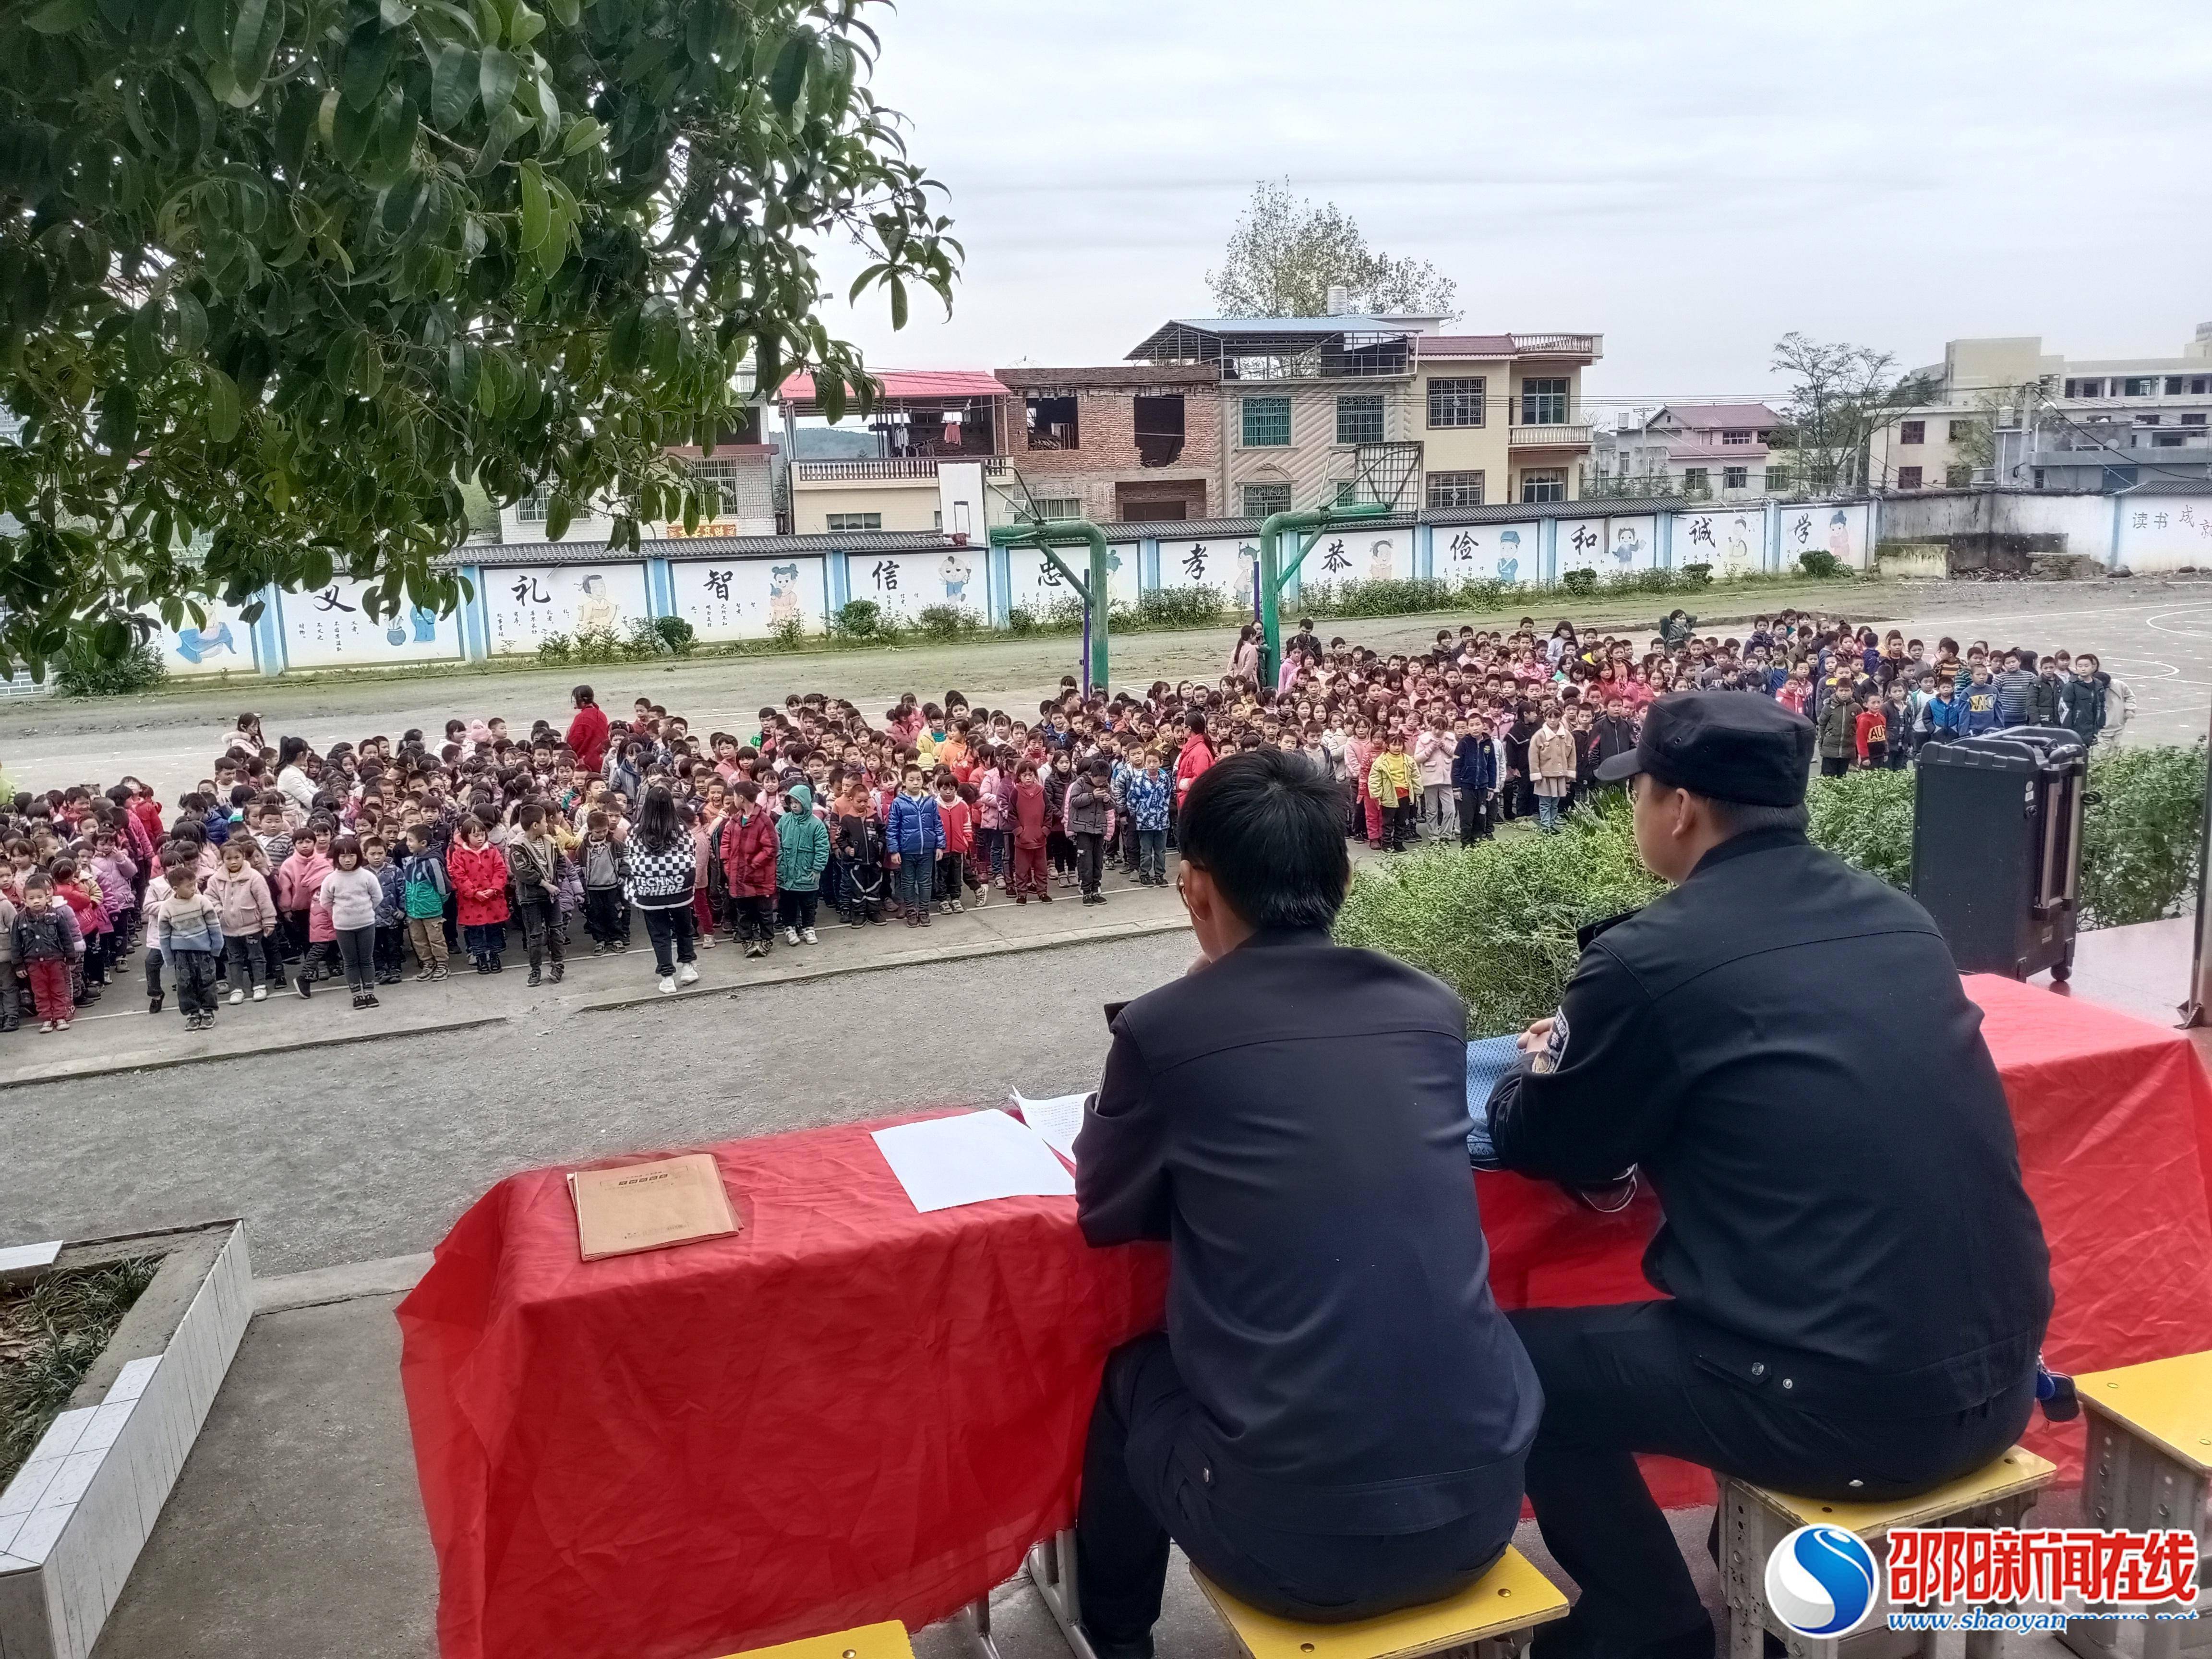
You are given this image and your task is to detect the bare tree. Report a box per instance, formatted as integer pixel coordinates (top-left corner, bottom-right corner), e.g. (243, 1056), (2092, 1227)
(1770, 334), (1939, 493)
(1207, 180), (1459, 319)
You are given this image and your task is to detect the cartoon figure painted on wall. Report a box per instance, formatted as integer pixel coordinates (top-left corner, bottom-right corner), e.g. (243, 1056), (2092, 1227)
(575, 573), (621, 635)
(768, 563), (802, 624)
(1724, 517), (1756, 575)
(1827, 509), (1854, 563)
(1234, 543), (1260, 604)
(1368, 540), (1395, 582)
(173, 622), (239, 665)
(1611, 527), (1643, 566)
(938, 552), (973, 603)
(1496, 529), (1521, 584)
(410, 606), (439, 644)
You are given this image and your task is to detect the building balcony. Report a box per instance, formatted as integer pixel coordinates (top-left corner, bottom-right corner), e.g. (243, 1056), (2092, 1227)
(1509, 423), (1594, 449)
(1508, 334), (1603, 359)
(792, 456), (1009, 482)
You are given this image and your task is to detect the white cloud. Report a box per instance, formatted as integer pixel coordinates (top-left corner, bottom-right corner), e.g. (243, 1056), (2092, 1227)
(803, 0), (2212, 402)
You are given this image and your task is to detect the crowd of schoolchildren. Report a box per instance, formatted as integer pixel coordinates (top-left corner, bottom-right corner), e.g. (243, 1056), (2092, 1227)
(0, 607), (2134, 1038)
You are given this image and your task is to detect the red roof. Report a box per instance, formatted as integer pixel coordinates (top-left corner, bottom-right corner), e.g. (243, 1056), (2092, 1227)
(779, 369), (1010, 403)
(1417, 335), (1516, 359)
(1654, 402), (1779, 430)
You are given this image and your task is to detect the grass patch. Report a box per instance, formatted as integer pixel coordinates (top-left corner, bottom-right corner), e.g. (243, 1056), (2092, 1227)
(0, 1257), (160, 1488)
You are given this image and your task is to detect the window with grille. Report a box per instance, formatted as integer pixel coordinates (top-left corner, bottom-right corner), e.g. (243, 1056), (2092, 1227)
(1427, 378), (1485, 428)
(1721, 429), (1753, 445)
(826, 512), (882, 531)
(1427, 471), (1485, 508)
(1241, 483), (1291, 517)
(1765, 467), (1791, 493)
(1898, 421), (1925, 445)
(1032, 498), (1082, 520)
(1241, 397), (1292, 447)
(1519, 469), (1565, 503)
(1723, 466), (1748, 490)
(1519, 378), (1568, 425)
(1896, 466), (1923, 490)
(1683, 468), (1709, 495)
(1335, 396), (1384, 445)
(516, 488), (549, 523)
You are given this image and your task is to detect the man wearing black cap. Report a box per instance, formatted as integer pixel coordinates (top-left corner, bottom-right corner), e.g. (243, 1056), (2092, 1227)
(1485, 692), (2052, 1659)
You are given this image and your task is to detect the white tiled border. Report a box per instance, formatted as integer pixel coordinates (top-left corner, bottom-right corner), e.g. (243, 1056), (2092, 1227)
(0, 1225), (251, 1659)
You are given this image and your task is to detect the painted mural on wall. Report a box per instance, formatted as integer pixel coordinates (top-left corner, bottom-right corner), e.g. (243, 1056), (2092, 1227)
(281, 577), (463, 668)
(1302, 532), (1415, 587)
(1778, 502), (1871, 570)
(1555, 515), (1659, 577)
(1152, 538), (1260, 607)
(152, 597), (257, 675)
(2117, 498), (2212, 572)
(1005, 545), (1142, 613)
(486, 563), (651, 655)
(1674, 510), (1767, 577)
(671, 557), (828, 641)
(847, 550), (974, 625)
(1437, 524), (1541, 585)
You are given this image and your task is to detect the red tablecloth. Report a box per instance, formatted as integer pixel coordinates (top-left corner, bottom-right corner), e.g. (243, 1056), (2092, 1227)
(398, 973), (2212, 1659)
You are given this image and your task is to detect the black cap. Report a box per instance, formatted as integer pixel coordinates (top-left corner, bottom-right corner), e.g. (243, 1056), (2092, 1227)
(1594, 692), (1815, 806)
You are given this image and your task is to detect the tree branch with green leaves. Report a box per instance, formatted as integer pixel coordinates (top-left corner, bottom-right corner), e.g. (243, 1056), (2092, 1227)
(0, 0), (959, 675)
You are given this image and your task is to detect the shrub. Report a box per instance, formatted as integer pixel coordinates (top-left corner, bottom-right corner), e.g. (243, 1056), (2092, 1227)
(536, 633), (573, 665)
(1043, 594), (1091, 633)
(1133, 585), (1226, 629)
(2080, 742), (2205, 926)
(1560, 569), (1599, 596)
(1680, 563), (1713, 586)
(914, 603), (980, 642)
(572, 626), (623, 665)
(1006, 605), (1038, 637)
(55, 639), (168, 697)
(769, 615), (807, 650)
(652, 615), (697, 657)
(1797, 550), (1842, 578)
(835, 598), (885, 641)
(1334, 794), (1662, 1035)
(1805, 766), (1916, 890)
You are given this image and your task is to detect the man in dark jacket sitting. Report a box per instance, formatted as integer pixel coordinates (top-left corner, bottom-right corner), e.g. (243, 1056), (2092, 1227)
(1072, 749), (1539, 1659)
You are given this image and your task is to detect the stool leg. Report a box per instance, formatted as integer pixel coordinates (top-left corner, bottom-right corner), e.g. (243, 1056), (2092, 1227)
(1716, 1480), (1769, 1659)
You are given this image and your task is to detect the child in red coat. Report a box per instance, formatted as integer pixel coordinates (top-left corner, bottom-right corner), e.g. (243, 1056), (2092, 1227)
(1010, 762), (1051, 904)
(445, 815), (511, 973)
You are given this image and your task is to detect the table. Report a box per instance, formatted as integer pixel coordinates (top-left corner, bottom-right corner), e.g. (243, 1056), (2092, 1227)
(399, 974), (2212, 1659)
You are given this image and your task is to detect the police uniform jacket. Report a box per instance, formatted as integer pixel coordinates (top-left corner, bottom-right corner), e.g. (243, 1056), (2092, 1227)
(1488, 828), (2052, 1416)
(1076, 927), (1541, 1536)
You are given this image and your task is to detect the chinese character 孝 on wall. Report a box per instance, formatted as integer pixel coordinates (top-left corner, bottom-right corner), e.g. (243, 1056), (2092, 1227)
(1182, 546), (1207, 579)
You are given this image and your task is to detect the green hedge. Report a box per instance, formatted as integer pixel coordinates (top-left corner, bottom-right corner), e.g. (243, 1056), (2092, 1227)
(1337, 743), (2206, 1034)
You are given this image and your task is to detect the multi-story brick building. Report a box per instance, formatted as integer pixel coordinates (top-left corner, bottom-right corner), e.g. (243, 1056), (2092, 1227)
(992, 363), (1223, 523)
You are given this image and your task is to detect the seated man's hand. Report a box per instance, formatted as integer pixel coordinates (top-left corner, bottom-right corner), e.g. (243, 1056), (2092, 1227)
(1517, 1016), (1555, 1053)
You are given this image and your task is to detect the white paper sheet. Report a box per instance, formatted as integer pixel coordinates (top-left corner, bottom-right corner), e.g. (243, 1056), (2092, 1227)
(873, 1110), (1079, 1214)
(1010, 1091), (1090, 1165)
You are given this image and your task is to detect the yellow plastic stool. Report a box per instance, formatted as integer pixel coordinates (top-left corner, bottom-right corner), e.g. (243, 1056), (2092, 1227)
(2059, 1350), (2212, 1659)
(719, 1620), (915, 1659)
(1719, 1446), (2056, 1659)
(1190, 1544), (1568, 1659)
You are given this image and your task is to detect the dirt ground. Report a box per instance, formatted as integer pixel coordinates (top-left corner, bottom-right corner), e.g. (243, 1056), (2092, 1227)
(9, 573), (2210, 802)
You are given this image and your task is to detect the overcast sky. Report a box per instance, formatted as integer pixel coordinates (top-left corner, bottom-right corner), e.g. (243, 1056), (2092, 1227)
(801, 0), (2212, 413)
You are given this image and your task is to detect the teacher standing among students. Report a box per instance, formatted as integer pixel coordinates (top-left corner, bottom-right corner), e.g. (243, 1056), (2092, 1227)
(1071, 748), (1538, 1659)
